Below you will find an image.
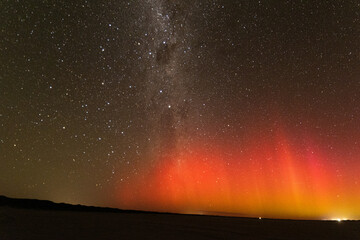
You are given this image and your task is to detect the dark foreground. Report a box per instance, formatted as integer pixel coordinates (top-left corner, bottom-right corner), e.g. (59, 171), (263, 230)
(1, 196), (359, 240)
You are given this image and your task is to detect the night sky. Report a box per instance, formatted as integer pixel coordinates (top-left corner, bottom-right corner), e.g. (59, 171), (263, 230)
(1, 0), (360, 220)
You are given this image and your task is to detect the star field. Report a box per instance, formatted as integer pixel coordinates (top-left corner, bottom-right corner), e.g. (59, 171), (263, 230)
(1, 0), (360, 219)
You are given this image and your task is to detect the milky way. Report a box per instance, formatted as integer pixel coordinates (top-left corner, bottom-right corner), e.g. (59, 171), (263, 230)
(1, 0), (360, 220)
(141, 0), (195, 162)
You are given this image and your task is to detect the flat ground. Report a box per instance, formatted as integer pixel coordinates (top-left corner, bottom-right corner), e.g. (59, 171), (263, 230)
(1, 206), (359, 240)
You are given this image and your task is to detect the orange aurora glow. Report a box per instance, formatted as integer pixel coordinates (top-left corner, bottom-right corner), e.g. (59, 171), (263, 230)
(117, 128), (360, 220)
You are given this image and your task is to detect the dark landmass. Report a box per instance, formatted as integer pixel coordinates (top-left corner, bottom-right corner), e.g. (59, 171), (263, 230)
(1, 196), (359, 240)
(0, 195), (145, 214)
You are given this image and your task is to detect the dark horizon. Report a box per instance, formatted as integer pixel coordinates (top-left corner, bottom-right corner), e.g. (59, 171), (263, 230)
(1, 194), (357, 222)
(3, 196), (360, 240)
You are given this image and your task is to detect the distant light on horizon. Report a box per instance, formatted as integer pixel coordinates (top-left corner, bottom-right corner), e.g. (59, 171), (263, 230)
(326, 217), (349, 222)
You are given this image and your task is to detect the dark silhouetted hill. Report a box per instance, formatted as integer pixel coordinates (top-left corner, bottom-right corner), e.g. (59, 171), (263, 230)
(0, 195), (126, 213)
